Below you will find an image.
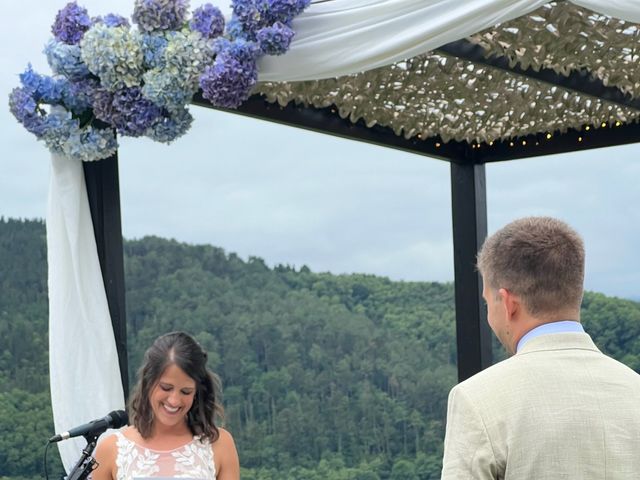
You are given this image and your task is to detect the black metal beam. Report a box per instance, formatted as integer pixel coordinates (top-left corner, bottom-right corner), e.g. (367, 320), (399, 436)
(193, 92), (640, 165)
(192, 92), (471, 162)
(83, 153), (129, 400)
(476, 121), (640, 163)
(450, 162), (493, 382)
(436, 39), (640, 111)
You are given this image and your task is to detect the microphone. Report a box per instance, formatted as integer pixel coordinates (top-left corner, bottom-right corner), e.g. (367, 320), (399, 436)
(49, 410), (128, 443)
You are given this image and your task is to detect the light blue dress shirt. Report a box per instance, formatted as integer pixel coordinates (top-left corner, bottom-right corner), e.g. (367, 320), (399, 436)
(516, 320), (585, 353)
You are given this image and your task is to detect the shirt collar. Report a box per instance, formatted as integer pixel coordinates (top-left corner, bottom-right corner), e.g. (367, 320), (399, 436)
(516, 320), (584, 353)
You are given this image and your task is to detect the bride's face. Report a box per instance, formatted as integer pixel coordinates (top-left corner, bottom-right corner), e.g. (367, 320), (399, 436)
(150, 363), (196, 429)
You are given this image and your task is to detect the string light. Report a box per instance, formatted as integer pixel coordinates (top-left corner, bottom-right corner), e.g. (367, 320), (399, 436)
(546, 133), (552, 140)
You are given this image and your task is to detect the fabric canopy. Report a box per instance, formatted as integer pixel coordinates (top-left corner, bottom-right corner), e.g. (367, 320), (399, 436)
(255, 0), (640, 145)
(48, 153), (125, 471)
(258, 0), (640, 81)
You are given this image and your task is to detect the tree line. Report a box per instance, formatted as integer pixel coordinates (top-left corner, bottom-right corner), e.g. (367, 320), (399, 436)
(1, 217), (639, 479)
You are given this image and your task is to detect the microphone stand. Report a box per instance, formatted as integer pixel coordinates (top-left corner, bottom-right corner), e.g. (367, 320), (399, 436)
(65, 433), (101, 480)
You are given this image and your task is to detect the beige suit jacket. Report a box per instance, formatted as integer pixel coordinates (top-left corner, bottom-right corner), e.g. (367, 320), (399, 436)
(441, 332), (640, 479)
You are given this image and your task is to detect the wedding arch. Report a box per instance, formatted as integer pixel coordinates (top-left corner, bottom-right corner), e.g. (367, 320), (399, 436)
(11, 0), (640, 471)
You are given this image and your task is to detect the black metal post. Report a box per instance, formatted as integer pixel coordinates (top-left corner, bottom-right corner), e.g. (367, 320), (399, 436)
(450, 161), (492, 382)
(83, 152), (129, 400)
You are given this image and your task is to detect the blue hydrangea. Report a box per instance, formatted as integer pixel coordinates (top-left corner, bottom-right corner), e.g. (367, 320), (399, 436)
(9, 87), (46, 136)
(8, 87), (37, 121)
(62, 124), (118, 161)
(163, 30), (216, 90)
(52, 2), (92, 44)
(91, 88), (115, 123)
(107, 87), (163, 137)
(145, 107), (193, 143)
(80, 23), (144, 90)
(257, 21), (294, 55)
(231, 0), (263, 38)
(141, 69), (193, 112)
(92, 14), (131, 28)
(213, 37), (261, 64)
(44, 39), (91, 80)
(224, 17), (246, 40)
(190, 4), (225, 39)
(262, 0), (310, 25)
(19, 65), (66, 104)
(62, 78), (100, 115)
(41, 108), (79, 153)
(199, 47), (258, 108)
(10, 0), (310, 161)
(140, 33), (169, 69)
(132, 0), (189, 32)
(230, 0), (308, 38)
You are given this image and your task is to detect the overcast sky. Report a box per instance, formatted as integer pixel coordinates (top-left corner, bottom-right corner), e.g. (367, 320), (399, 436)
(2, 0), (639, 301)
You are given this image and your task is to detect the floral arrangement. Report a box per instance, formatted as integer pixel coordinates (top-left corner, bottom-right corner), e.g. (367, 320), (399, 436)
(9, 0), (309, 161)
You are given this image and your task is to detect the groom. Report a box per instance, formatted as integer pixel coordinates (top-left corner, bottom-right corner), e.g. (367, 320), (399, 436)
(441, 216), (640, 479)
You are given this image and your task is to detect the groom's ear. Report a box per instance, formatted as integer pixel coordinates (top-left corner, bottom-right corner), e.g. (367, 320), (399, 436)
(498, 288), (520, 320)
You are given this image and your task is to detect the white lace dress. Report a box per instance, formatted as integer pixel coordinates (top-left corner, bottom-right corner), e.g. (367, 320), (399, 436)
(113, 430), (217, 480)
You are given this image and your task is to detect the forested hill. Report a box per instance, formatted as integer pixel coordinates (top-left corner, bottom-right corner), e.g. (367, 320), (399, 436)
(2, 217), (640, 480)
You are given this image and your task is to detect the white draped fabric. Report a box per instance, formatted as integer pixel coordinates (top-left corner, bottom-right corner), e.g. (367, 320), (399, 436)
(48, 0), (639, 471)
(48, 153), (125, 472)
(258, 0), (640, 81)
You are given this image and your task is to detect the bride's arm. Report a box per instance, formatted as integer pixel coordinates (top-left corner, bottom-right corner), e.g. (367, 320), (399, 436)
(92, 433), (117, 480)
(213, 428), (240, 480)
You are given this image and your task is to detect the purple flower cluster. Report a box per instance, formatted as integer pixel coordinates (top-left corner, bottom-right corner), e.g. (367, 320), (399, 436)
(213, 37), (261, 64)
(92, 14), (131, 28)
(63, 78), (100, 114)
(263, 0), (310, 25)
(112, 87), (163, 136)
(9, 87), (46, 136)
(257, 21), (294, 55)
(190, 4), (225, 39)
(11, 0), (311, 161)
(231, 0), (310, 40)
(132, 0), (189, 32)
(230, 0), (261, 37)
(51, 2), (92, 44)
(200, 40), (259, 108)
(93, 87), (162, 137)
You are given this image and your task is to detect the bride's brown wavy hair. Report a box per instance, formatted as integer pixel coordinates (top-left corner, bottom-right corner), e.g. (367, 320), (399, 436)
(128, 331), (224, 441)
